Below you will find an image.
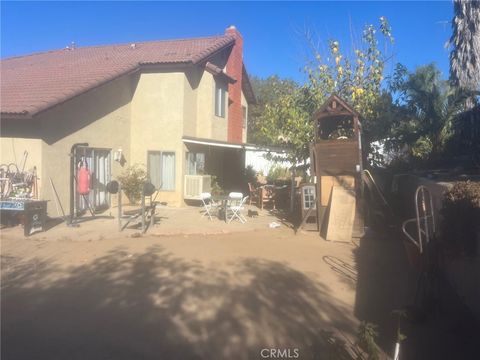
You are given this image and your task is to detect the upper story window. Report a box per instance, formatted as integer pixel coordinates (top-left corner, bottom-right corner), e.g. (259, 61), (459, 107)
(215, 79), (226, 118)
(242, 106), (247, 129)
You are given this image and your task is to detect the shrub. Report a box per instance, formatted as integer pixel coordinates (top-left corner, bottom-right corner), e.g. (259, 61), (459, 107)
(117, 164), (148, 204)
(319, 321), (383, 360)
(266, 165), (290, 183)
(210, 175), (224, 196)
(441, 181), (480, 256)
(243, 165), (258, 186)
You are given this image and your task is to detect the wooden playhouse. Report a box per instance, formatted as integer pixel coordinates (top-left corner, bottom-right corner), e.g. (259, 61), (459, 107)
(310, 95), (364, 241)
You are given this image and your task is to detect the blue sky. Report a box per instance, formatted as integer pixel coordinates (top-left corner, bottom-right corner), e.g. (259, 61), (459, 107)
(1, 1), (453, 83)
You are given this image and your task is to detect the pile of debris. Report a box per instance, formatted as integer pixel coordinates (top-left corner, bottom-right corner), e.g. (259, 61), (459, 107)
(0, 152), (39, 200)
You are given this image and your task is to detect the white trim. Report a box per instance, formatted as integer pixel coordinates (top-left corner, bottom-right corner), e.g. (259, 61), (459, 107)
(182, 137), (289, 153)
(183, 138), (244, 149)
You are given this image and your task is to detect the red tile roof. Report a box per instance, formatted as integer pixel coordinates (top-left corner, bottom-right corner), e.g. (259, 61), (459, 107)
(1, 35), (235, 117)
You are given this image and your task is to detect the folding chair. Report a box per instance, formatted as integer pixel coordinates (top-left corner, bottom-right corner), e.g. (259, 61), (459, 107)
(227, 194), (249, 223)
(200, 192), (218, 220)
(259, 185), (276, 210)
(227, 192), (243, 208)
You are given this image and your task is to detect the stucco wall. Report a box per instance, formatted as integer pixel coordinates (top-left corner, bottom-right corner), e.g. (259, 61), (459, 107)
(1, 66), (250, 211)
(7, 77), (132, 216)
(196, 72), (229, 142)
(130, 72), (186, 206)
(183, 68), (201, 138)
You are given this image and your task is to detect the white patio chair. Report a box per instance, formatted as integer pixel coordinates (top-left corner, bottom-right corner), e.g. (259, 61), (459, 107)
(228, 192), (243, 202)
(200, 192), (218, 220)
(227, 194), (249, 224)
(226, 192), (243, 213)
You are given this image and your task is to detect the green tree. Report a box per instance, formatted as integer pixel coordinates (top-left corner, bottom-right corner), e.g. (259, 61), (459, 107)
(450, 0), (480, 96)
(305, 16), (394, 123)
(248, 76), (298, 144)
(386, 63), (471, 160)
(448, 0), (480, 159)
(258, 17), (396, 168)
(259, 84), (317, 169)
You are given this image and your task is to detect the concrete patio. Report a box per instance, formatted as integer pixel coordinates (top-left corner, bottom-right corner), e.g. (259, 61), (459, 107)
(0, 204), (289, 242)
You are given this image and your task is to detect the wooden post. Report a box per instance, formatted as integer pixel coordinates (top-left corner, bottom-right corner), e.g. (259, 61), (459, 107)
(141, 191), (145, 232)
(290, 168), (295, 213)
(118, 183), (122, 231)
(150, 205), (155, 228)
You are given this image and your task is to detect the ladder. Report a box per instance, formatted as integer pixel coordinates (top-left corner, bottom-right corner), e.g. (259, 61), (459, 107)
(402, 185), (442, 326)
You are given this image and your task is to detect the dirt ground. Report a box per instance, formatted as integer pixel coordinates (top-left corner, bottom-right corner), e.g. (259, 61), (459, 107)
(1, 214), (361, 360)
(3, 204), (477, 359)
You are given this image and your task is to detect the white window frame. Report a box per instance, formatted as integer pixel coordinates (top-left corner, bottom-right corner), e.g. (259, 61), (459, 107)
(147, 150), (176, 191)
(302, 186), (316, 210)
(214, 79), (226, 118)
(186, 152), (206, 175)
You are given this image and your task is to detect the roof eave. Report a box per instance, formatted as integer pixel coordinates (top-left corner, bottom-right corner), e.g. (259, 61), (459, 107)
(205, 62), (236, 84)
(313, 94), (361, 120)
(191, 37), (235, 65)
(0, 112), (32, 120)
(6, 65), (141, 118)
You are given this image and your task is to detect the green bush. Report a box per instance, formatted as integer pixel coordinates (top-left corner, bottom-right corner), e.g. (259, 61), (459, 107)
(266, 165), (290, 183)
(441, 181), (480, 256)
(210, 175), (224, 196)
(117, 164), (148, 204)
(319, 321), (383, 360)
(243, 165), (258, 186)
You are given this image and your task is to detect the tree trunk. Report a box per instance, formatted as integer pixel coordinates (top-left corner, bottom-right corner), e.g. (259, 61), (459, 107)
(290, 169), (295, 213)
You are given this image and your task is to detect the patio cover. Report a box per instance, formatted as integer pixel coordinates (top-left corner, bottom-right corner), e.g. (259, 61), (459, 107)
(182, 136), (288, 152)
(182, 136), (257, 150)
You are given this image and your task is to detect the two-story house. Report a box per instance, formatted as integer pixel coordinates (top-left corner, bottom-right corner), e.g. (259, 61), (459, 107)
(0, 26), (256, 212)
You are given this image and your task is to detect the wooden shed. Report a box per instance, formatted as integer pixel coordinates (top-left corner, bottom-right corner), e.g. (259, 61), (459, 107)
(311, 95), (364, 240)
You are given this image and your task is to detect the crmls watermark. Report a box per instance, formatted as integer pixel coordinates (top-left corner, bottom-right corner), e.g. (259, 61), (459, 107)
(260, 348), (300, 359)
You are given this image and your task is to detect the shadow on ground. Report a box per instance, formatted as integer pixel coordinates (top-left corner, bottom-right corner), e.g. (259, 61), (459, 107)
(354, 229), (480, 360)
(1, 245), (354, 360)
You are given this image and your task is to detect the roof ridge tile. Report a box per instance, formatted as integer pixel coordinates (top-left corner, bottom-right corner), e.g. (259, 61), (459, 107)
(1, 34), (230, 61)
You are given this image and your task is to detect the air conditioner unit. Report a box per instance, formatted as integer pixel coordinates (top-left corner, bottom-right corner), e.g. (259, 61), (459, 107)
(184, 175), (212, 199)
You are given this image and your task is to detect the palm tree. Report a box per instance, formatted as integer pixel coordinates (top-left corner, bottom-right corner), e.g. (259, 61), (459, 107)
(396, 64), (469, 158)
(450, 0), (480, 96)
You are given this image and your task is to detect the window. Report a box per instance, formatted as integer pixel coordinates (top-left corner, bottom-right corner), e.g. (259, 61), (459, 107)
(186, 152), (205, 175)
(302, 186), (316, 210)
(147, 151), (175, 190)
(242, 106), (247, 129)
(215, 80), (226, 117)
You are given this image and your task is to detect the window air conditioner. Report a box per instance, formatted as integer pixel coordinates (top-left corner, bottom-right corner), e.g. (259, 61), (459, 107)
(184, 175), (212, 199)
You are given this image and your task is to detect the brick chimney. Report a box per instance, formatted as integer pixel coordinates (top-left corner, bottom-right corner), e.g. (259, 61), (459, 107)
(225, 25), (243, 143)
